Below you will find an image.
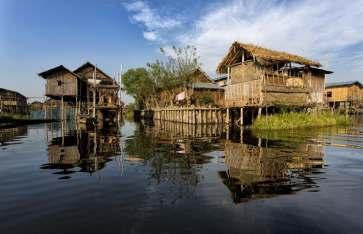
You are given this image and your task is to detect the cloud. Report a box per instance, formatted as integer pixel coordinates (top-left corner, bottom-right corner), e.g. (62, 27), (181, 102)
(143, 31), (157, 41)
(178, 0), (363, 79)
(122, 0), (182, 42)
(122, 0), (363, 81)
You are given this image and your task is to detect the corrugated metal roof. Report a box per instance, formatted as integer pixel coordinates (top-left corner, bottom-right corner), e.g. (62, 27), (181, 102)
(189, 82), (225, 90)
(326, 81), (362, 88)
(212, 74), (228, 81)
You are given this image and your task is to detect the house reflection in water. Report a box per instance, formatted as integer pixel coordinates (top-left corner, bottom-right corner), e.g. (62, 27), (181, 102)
(0, 126), (27, 147)
(41, 126), (121, 179)
(220, 130), (325, 203)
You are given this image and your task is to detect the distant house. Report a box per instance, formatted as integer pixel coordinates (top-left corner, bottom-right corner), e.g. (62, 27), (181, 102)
(0, 88), (28, 115)
(174, 68), (225, 107)
(325, 81), (363, 109)
(39, 62), (121, 126)
(217, 42), (332, 109)
(212, 74), (228, 87)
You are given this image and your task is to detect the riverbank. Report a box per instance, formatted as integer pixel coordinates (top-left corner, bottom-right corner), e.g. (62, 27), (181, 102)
(0, 115), (54, 128)
(252, 112), (351, 130)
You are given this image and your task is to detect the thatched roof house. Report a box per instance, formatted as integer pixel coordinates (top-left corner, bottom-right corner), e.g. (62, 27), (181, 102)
(217, 42), (321, 74)
(217, 41), (332, 108)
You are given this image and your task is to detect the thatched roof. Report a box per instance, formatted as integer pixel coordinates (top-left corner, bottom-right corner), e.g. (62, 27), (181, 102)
(217, 42), (322, 74)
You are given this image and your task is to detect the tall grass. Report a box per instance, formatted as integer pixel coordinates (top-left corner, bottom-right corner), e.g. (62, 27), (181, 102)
(252, 111), (351, 130)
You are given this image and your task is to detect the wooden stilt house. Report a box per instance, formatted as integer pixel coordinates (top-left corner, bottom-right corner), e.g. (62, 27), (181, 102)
(217, 42), (332, 109)
(0, 88), (28, 115)
(325, 81), (363, 109)
(39, 62), (120, 127)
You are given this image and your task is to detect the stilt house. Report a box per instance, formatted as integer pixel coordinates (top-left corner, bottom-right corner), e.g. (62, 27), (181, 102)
(325, 81), (362, 109)
(0, 88), (28, 115)
(39, 62), (120, 126)
(217, 42), (332, 109)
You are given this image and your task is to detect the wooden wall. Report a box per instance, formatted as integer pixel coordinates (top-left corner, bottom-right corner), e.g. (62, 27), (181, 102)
(309, 74), (325, 104)
(45, 71), (77, 97)
(192, 89), (225, 106)
(326, 84), (362, 103)
(230, 62), (259, 83)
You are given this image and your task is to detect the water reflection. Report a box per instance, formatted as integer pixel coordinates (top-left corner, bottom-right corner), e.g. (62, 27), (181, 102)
(124, 121), (223, 200)
(41, 124), (121, 179)
(0, 126), (27, 148)
(221, 129), (325, 203)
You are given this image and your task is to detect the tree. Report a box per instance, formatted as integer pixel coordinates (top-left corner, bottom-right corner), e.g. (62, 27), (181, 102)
(148, 45), (201, 105)
(123, 46), (201, 109)
(122, 68), (155, 109)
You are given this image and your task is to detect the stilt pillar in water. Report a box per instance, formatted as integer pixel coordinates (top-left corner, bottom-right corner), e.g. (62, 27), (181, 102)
(226, 108), (230, 124)
(257, 107), (262, 119)
(240, 107), (244, 126)
(61, 96), (64, 122)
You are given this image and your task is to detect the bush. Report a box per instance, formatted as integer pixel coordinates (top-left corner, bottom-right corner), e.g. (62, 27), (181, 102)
(252, 111), (351, 130)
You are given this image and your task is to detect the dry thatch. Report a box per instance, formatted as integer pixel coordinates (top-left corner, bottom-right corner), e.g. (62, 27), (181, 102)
(217, 41), (322, 74)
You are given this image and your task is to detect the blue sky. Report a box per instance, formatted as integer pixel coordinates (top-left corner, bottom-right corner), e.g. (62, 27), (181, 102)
(1, 0), (362, 103)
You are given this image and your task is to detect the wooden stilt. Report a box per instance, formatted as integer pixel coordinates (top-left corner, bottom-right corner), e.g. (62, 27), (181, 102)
(240, 107), (244, 126)
(61, 96), (64, 122)
(257, 107), (262, 119)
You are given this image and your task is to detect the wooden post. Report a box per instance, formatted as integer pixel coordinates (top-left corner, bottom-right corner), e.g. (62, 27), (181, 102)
(61, 96), (64, 122)
(240, 107), (244, 126)
(226, 108), (230, 124)
(257, 107), (262, 119)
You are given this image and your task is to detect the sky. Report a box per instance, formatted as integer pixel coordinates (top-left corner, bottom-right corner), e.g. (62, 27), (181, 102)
(1, 0), (363, 103)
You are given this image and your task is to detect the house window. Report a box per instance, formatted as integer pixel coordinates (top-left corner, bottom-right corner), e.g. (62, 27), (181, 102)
(57, 80), (62, 86)
(327, 91), (332, 97)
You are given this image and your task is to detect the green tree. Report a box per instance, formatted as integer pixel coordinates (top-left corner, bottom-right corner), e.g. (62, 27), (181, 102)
(148, 45), (200, 105)
(122, 68), (155, 109)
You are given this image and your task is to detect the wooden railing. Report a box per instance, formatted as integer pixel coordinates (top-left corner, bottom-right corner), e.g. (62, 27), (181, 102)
(225, 79), (261, 107)
(225, 72), (309, 107)
(264, 73), (306, 88)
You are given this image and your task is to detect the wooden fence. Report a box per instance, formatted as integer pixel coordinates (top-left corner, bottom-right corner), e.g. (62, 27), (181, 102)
(152, 107), (225, 124)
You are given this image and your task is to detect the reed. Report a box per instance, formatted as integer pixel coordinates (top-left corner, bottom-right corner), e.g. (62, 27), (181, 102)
(252, 111), (351, 130)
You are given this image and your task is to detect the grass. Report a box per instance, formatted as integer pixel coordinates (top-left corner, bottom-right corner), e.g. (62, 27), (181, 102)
(252, 111), (351, 130)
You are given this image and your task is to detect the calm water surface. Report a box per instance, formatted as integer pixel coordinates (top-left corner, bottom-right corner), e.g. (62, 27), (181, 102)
(0, 117), (363, 234)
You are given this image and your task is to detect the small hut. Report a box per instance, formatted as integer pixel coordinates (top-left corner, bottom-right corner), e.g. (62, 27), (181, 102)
(325, 81), (363, 109)
(173, 68), (225, 107)
(0, 88), (28, 115)
(217, 42), (332, 121)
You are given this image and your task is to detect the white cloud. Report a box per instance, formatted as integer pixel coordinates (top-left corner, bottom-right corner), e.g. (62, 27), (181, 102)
(122, 0), (181, 42)
(179, 0), (363, 80)
(143, 31), (158, 41)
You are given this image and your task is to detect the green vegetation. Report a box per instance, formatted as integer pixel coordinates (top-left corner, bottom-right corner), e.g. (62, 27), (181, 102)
(0, 114), (29, 121)
(122, 45), (200, 109)
(252, 112), (351, 130)
(197, 93), (214, 106)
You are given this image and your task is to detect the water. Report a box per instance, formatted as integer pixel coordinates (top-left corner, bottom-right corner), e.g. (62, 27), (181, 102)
(0, 117), (363, 234)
